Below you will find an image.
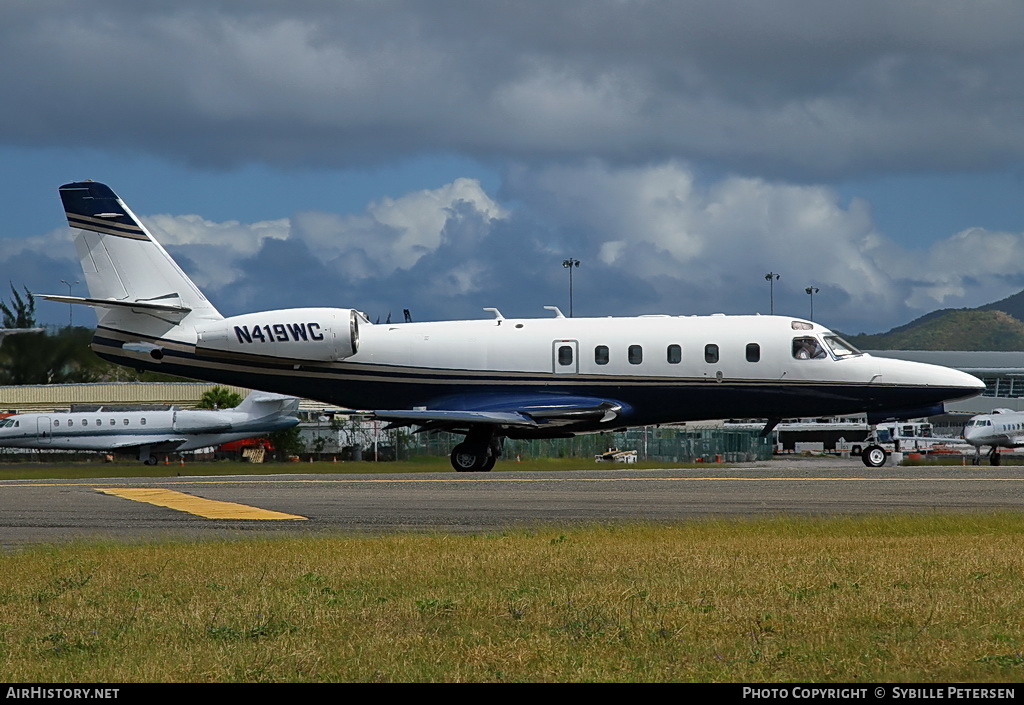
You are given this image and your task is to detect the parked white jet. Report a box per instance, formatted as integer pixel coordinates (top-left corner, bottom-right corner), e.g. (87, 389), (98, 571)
(41, 181), (984, 471)
(0, 390), (299, 464)
(963, 409), (1024, 466)
(0, 328), (44, 345)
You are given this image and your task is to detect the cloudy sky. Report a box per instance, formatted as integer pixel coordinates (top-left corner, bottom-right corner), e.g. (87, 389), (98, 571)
(6, 0), (1024, 334)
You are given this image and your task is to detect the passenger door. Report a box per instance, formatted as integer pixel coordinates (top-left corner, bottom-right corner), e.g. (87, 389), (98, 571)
(36, 416), (52, 444)
(552, 340), (579, 374)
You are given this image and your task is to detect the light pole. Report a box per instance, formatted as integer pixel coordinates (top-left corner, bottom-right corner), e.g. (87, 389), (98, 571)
(562, 258), (580, 317)
(764, 272), (780, 315)
(805, 286), (819, 320)
(60, 279), (79, 328)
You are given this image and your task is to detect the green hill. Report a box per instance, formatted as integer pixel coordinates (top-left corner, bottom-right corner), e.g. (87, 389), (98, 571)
(978, 288), (1024, 320)
(847, 309), (1024, 351)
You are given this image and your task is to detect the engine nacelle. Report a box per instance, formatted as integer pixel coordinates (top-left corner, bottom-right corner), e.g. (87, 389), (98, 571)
(195, 308), (361, 362)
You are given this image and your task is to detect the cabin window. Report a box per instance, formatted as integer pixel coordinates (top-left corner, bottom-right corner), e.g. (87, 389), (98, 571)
(141, 418), (146, 426)
(110, 419), (115, 426)
(595, 345), (609, 365)
(82, 419), (88, 427)
(667, 344), (682, 364)
(53, 420), (59, 427)
(96, 419), (102, 426)
(628, 345), (643, 365)
(705, 344), (719, 364)
(746, 343), (760, 362)
(68, 420), (73, 427)
(793, 337), (827, 360)
(558, 345), (574, 366)
(123, 419), (129, 425)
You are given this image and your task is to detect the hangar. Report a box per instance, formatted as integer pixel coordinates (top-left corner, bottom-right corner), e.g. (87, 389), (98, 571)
(871, 351), (1024, 414)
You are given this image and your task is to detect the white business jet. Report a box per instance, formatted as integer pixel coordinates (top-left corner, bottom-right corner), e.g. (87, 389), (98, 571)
(0, 390), (299, 464)
(40, 181), (983, 471)
(963, 409), (1024, 466)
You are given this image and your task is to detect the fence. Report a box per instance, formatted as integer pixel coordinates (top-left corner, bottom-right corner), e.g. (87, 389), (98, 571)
(299, 422), (772, 463)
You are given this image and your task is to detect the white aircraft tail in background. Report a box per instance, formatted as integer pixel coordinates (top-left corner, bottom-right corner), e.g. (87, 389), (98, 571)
(0, 390), (299, 464)
(41, 180), (984, 471)
(0, 328), (45, 346)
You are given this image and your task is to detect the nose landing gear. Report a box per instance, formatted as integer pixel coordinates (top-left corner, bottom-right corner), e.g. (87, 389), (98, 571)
(861, 444), (888, 468)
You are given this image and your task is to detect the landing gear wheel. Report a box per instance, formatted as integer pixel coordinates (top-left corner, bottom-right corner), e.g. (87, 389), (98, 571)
(144, 455), (158, 466)
(862, 444), (888, 468)
(990, 449), (1002, 466)
(451, 443), (493, 472)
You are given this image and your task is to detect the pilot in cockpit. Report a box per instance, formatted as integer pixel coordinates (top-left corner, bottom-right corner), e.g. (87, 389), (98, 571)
(793, 337), (827, 360)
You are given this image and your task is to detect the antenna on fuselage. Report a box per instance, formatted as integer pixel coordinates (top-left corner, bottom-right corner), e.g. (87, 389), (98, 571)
(543, 306), (566, 319)
(483, 308), (504, 323)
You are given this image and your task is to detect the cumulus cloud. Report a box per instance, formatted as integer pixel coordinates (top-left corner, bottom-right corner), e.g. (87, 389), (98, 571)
(12, 164), (1024, 334)
(6, 1), (1024, 177)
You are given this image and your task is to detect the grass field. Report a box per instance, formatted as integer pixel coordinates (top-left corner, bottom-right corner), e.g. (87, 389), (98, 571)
(3, 515), (1024, 682)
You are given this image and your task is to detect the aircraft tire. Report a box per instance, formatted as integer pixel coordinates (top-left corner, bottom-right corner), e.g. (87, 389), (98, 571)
(862, 445), (887, 468)
(144, 455), (158, 466)
(451, 443), (490, 472)
(990, 449), (1002, 467)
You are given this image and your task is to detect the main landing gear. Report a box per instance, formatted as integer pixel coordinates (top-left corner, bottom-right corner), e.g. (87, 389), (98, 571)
(450, 429), (503, 472)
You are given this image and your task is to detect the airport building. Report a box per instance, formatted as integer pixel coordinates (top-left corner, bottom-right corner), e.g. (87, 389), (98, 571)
(871, 351), (1024, 414)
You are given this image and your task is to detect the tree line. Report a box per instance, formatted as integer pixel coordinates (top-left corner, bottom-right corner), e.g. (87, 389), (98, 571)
(0, 286), (179, 385)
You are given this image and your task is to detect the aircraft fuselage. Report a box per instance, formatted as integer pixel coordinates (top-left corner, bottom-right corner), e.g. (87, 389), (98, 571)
(91, 312), (981, 435)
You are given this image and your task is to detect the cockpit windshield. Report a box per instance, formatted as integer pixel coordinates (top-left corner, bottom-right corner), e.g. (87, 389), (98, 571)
(822, 335), (862, 358)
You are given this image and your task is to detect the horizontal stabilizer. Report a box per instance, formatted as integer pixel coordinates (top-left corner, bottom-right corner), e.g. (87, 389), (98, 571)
(38, 294), (191, 314)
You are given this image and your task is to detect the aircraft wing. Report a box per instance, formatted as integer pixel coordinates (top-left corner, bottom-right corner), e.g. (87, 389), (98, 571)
(374, 394), (626, 431)
(103, 436), (190, 450)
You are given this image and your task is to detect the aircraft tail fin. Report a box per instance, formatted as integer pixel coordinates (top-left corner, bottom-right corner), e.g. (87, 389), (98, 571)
(54, 181), (222, 335)
(233, 391), (301, 418)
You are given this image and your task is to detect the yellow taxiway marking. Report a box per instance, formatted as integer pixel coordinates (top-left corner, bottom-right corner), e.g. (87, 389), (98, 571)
(96, 488), (307, 520)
